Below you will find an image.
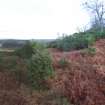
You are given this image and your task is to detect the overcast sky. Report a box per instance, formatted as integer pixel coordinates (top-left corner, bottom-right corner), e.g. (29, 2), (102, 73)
(0, 0), (90, 39)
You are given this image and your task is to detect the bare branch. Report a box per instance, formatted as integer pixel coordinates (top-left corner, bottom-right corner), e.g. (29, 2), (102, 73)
(83, 0), (105, 32)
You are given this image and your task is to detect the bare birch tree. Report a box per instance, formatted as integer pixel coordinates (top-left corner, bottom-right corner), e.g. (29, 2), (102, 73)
(83, 0), (105, 32)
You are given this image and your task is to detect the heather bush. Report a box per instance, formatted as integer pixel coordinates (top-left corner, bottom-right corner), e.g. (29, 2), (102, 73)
(38, 90), (70, 105)
(0, 55), (17, 70)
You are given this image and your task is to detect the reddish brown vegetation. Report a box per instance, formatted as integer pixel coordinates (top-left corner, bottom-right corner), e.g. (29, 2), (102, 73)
(0, 72), (28, 105)
(0, 71), (42, 105)
(1, 39), (105, 105)
(50, 39), (105, 105)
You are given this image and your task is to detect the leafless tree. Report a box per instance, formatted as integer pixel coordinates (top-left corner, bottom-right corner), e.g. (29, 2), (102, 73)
(83, 0), (105, 32)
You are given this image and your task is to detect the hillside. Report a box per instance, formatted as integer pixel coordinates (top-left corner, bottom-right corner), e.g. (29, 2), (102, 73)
(0, 39), (105, 105)
(50, 39), (105, 105)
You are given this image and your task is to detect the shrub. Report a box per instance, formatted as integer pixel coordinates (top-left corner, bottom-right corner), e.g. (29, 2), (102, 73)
(14, 41), (54, 89)
(27, 47), (54, 90)
(15, 41), (47, 59)
(87, 28), (105, 40)
(14, 41), (34, 59)
(47, 40), (58, 48)
(54, 33), (89, 51)
(48, 29), (105, 51)
(86, 47), (96, 56)
(81, 47), (96, 57)
(85, 34), (96, 46)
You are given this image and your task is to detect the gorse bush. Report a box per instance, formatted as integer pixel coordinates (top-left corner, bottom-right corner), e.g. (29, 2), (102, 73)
(48, 29), (105, 51)
(28, 49), (53, 90)
(14, 41), (34, 59)
(15, 41), (45, 58)
(16, 42), (53, 90)
(47, 40), (58, 48)
(88, 28), (105, 40)
(55, 33), (90, 51)
(14, 41), (54, 90)
(86, 34), (96, 46)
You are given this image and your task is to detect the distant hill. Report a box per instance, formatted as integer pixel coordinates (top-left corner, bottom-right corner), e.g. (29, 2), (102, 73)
(0, 39), (28, 48)
(32, 39), (55, 43)
(0, 39), (55, 48)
